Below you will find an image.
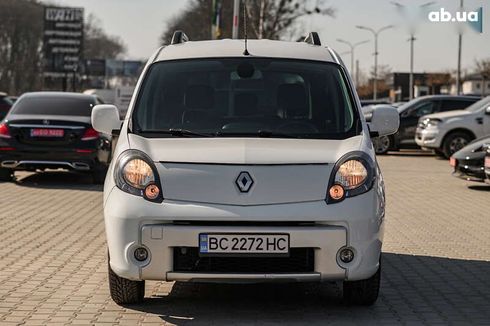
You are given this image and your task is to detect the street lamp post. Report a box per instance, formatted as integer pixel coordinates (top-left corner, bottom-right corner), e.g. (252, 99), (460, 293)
(356, 25), (393, 100)
(336, 38), (369, 81)
(409, 35), (415, 99)
(391, 1), (435, 99)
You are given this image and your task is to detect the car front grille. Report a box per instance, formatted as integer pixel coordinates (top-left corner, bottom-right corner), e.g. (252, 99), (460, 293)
(173, 247), (315, 273)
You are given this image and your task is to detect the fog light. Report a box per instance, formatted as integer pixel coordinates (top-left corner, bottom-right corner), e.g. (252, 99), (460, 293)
(134, 247), (148, 261)
(339, 248), (354, 263)
(144, 183), (160, 200)
(329, 184), (345, 201)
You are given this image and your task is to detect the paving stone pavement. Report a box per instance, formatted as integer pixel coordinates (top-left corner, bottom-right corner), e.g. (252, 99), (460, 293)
(0, 151), (489, 325)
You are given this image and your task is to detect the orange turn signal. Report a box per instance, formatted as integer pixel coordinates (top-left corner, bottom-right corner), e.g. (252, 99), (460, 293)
(144, 184), (160, 200)
(329, 184), (345, 201)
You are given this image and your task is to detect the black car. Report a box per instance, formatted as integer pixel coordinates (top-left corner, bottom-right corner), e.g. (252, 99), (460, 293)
(374, 95), (480, 154)
(484, 143), (490, 184)
(450, 136), (490, 182)
(0, 92), (13, 121)
(0, 92), (112, 184)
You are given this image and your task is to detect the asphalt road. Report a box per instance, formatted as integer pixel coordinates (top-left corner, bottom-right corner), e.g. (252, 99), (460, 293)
(0, 151), (489, 325)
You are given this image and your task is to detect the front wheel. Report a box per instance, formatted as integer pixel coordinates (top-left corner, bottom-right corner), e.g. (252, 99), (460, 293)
(0, 168), (14, 182)
(372, 136), (391, 155)
(343, 263), (381, 305)
(108, 261), (145, 305)
(442, 132), (472, 158)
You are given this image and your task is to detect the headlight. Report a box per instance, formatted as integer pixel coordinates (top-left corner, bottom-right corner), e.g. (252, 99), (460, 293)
(335, 160), (368, 190)
(327, 153), (375, 204)
(425, 118), (441, 128)
(115, 150), (163, 202)
(123, 159), (154, 189)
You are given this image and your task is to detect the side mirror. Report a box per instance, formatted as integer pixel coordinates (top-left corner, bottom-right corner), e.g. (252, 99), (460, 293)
(91, 104), (121, 135)
(368, 106), (400, 137)
(485, 106), (490, 115)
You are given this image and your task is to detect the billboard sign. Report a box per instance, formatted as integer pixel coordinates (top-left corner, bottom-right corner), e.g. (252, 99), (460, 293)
(44, 7), (84, 74)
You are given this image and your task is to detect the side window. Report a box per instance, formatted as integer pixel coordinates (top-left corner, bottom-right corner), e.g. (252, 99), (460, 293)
(440, 100), (472, 112)
(412, 101), (434, 117)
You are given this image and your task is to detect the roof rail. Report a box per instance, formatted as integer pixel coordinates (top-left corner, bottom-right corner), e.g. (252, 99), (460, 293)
(171, 30), (189, 45)
(303, 32), (321, 46)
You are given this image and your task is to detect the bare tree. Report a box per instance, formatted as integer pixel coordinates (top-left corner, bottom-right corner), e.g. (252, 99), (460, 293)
(475, 58), (490, 96)
(245, 0), (335, 40)
(370, 64), (392, 82)
(0, 0), (44, 94)
(84, 14), (127, 59)
(160, 0), (335, 44)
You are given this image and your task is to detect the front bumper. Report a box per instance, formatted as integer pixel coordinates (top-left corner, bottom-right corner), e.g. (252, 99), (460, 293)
(105, 186), (384, 283)
(415, 128), (442, 149)
(452, 161), (486, 182)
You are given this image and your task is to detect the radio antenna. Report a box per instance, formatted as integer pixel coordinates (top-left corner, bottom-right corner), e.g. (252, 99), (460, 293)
(243, 0), (250, 55)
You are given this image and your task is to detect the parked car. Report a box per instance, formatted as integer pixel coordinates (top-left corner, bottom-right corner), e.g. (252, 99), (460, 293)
(379, 95), (480, 154)
(484, 144), (490, 183)
(362, 96), (478, 154)
(416, 96), (490, 158)
(92, 32), (400, 306)
(449, 136), (490, 182)
(0, 92), (13, 121)
(0, 92), (112, 183)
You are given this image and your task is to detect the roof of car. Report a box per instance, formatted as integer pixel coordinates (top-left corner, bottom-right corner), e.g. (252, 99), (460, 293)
(19, 92), (96, 100)
(415, 95), (481, 100)
(154, 39), (338, 63)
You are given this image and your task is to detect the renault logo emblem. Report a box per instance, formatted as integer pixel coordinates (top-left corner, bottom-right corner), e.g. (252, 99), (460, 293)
(235, 171), (254, 193)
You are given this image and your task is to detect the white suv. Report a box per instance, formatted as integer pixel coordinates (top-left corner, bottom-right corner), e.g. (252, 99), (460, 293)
(91, 32), (399, 306)
(415, 96), (490, 158)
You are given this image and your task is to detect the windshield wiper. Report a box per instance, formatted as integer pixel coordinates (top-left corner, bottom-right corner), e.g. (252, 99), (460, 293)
(216, 130), (299, 138)
(137, 128), (212, 137)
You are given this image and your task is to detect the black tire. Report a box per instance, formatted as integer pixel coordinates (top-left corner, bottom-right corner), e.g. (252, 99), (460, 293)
(442, 132), (472, 159)
(92, 164), (108, 185)
(108, 261), (145, 305)
(372, 135), (391, 155)
(343, 264), (381, 306)
(0, 168), (14, 182)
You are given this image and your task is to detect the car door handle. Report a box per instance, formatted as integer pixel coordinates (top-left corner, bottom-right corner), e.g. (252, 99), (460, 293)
(476, 117), (483, 124)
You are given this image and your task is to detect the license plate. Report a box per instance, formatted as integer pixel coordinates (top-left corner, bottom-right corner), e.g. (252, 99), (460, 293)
(199, 233), (289, 256)
(30, 128), (64, 137)
(485, 157), (490, 169)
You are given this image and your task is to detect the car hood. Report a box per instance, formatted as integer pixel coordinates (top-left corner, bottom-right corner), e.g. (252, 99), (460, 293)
(127, 134), (365, 205)
(422, 110), (470, 120)
(128, 134), (364, 164)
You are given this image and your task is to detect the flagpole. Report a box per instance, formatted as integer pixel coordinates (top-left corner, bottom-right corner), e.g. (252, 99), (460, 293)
(232, 0), (240, 39)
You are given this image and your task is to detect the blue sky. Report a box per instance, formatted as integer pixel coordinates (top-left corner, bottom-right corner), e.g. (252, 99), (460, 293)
(40, 0), (489, 75)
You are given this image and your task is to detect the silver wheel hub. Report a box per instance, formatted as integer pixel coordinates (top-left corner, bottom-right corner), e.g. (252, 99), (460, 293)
(373, 136), (390, 154)
(449, 137), (468, 154)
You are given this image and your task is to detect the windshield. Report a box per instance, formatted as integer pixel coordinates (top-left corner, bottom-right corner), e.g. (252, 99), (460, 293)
(465, 96), (490, 113)
(12, 96), (96, 116)
(132, 58), (359, 139)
